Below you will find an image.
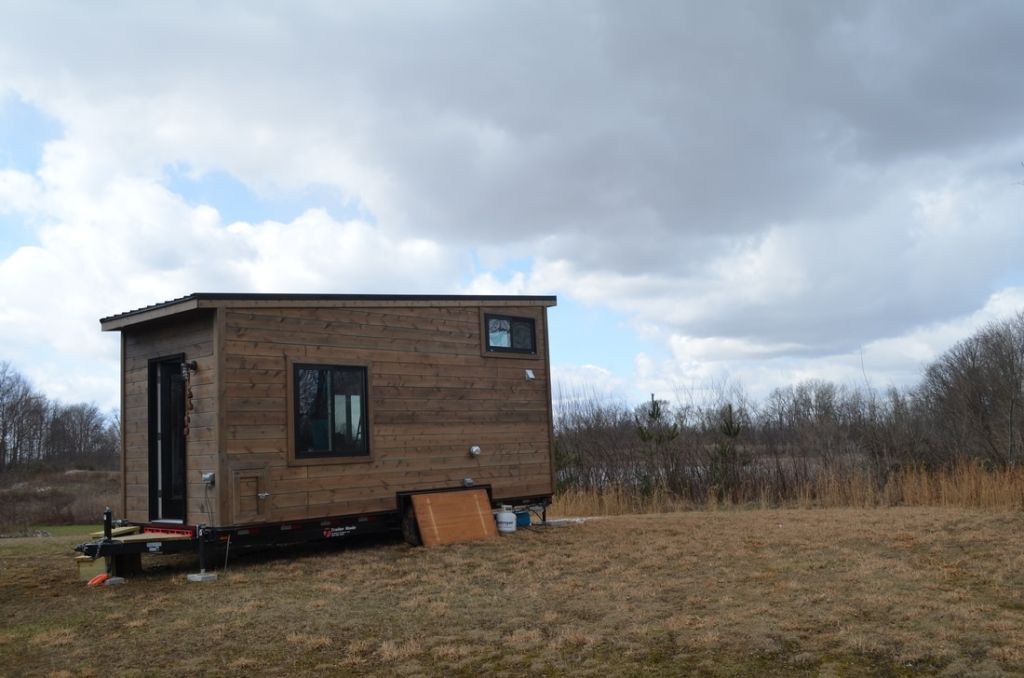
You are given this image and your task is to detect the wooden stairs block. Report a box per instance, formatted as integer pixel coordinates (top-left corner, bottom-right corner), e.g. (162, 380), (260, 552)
(411, 489), (497, 547)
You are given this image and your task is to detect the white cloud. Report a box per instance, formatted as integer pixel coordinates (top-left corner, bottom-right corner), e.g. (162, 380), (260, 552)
(552, 363), (627, 405)
(0, 169), (42, 214)
(0, 2), (1022, 407)
(462, 270), (529, 296)
(669, 335), (807, 363)
(627, 287), (1024, 403)
(0, 166), (460, 407)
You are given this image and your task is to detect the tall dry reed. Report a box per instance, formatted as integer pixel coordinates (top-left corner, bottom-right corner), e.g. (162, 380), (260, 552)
(551, 463), (1024, 516)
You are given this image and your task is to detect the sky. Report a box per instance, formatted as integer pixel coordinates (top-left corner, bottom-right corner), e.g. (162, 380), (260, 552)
(1, 1), (1023, 413)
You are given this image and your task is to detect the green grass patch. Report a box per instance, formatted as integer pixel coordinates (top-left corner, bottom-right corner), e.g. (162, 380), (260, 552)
(29, 524), (102, 537)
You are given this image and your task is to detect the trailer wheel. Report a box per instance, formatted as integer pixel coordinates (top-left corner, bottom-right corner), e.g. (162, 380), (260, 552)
(401, 504), (422, 547)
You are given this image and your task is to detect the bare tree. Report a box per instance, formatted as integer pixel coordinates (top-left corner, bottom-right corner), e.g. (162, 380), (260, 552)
(0, 362), (120, 475)
(919, 312), (1024, 467)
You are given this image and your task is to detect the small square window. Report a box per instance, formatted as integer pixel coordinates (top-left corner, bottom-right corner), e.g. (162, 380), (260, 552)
(294, 364), (369, 458)
(485, 314), (536, 354)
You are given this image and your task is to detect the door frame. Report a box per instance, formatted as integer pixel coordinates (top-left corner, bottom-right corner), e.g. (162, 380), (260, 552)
(148, 354), (187, 522)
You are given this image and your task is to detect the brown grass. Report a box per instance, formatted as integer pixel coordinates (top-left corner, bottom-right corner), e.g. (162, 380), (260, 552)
(2, 507), (1024, 675)
(551, 463), (1024, 517)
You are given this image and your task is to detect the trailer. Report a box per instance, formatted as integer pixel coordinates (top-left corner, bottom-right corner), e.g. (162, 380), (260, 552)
(76, 293), (557, 574)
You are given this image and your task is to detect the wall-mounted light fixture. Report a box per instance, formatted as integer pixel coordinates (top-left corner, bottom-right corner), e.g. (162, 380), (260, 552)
(180, 360), (198, 379)
(469, 445), (482, 458)
(524, 369), (535, 380)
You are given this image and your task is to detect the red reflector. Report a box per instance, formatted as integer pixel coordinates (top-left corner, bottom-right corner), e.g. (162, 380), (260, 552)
(142, 526), (194, 537)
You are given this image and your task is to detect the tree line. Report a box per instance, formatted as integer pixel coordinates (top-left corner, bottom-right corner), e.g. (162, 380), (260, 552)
(0, 362), (119, 474)
(555, 312), (1024, 505)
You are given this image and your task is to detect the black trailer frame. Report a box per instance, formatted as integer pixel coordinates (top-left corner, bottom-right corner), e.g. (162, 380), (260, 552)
(76, 507), (403, 576)
(75, 488), (550, 577)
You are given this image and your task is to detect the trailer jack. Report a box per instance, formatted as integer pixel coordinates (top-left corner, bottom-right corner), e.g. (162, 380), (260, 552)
(186, 525), (217, 583)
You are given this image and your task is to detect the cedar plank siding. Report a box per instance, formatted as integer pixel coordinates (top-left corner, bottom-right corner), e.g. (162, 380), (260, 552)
(222, 304), (553, 523)
(121, 311), (216, 525)
(106, 294), (556, 529)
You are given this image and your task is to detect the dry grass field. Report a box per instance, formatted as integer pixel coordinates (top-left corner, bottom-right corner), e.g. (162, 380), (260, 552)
(0, 470), (119, 535)
(2, 508), (1023, 676)
(550, 463), (1024, 516)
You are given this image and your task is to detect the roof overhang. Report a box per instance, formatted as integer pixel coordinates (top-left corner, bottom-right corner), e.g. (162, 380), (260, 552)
(100, 293), (558, 331)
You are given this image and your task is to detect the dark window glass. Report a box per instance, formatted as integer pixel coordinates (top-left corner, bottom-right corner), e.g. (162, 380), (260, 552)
(485, 314), (536, 354)
(294, 364), (368, 458)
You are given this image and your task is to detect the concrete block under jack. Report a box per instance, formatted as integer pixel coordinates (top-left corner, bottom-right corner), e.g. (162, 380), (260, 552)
(187, 571), (218, 583)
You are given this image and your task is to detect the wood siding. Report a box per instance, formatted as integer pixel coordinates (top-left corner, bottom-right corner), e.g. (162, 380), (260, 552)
(221, 304), (553, 523)
(122, 312), (216, 524)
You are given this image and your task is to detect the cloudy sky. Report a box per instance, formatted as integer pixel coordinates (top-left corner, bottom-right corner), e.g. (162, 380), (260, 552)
(1, 1), (1022, 412)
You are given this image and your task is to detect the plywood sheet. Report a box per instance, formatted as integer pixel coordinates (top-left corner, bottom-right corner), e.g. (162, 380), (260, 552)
(89, 526), (140, 539)
(115, 531), (194, 543)
(411, 489), (497, 547)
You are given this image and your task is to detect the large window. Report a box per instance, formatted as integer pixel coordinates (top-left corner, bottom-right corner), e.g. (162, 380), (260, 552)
(484, 313), (536, 354)
(293, 364), (369, 458)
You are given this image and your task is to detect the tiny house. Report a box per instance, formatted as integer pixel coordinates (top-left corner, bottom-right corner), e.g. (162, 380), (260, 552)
(95, 293), (556, 547)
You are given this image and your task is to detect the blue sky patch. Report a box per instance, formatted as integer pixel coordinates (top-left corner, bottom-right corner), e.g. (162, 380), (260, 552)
(0, 212), (38, 259)
(548, 296), (665, 385)
(462, 252), (667, 395)
(993, 270), (1024, 291)
(0, 94), (62, 172)
(464, 251), (536, 287)
(164, 165), (373, 225)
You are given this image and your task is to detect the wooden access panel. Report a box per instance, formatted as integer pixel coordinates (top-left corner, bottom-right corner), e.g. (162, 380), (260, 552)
(411, 489), (497, 546)
(233, 467), (269, 523)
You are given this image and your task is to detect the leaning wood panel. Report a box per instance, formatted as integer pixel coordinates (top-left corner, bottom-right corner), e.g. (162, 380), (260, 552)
(412, 490), (497, 547)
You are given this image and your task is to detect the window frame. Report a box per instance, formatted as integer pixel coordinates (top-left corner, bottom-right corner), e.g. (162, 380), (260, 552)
(480, 310), (539, 358)
(286, 357), (374, 466)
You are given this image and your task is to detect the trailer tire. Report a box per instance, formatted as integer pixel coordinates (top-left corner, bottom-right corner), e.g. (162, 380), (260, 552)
(401, 504), (422, 547)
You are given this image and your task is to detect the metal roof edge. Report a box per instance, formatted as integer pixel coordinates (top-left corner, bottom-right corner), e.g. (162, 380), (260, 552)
(99, 293), (558, 329)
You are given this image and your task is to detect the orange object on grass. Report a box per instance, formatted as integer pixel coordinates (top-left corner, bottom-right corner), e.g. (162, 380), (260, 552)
(87, 573), (109, 587)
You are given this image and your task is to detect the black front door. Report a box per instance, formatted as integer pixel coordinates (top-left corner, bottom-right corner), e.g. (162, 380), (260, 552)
(149, 356), (186, 521)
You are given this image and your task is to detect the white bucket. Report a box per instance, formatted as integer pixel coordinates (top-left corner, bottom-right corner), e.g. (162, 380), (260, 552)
(495, 506), (516, 535)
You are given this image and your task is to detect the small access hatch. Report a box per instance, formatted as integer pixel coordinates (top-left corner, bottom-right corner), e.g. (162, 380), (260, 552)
(233, 467), (270, 523)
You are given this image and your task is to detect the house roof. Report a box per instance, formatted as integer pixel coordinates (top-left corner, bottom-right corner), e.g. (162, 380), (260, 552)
(100, 293), (558, 331)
